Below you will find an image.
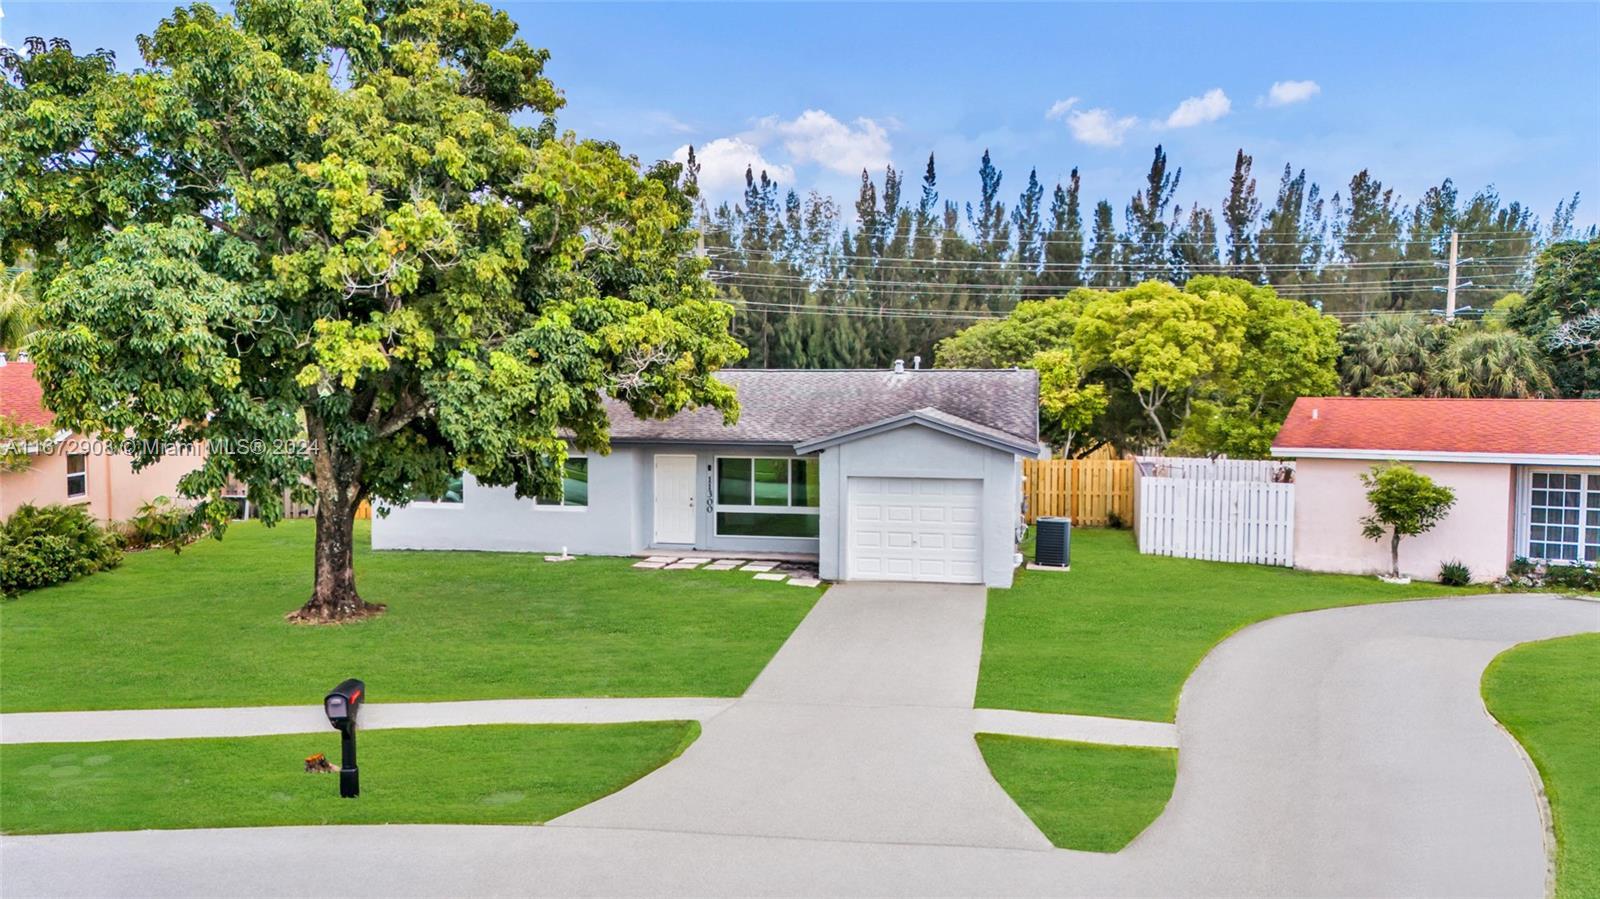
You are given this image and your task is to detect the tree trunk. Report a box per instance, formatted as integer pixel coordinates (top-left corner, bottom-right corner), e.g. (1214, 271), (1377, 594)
(1389, 531), (1401, 579)
(289, 417), (385, 623)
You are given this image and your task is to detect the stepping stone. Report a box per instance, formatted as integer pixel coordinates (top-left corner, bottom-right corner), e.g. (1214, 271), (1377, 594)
(666, 561), (704, 570)
(787, 577), (821, 588)
(753, 573), (787, 582)
(632, 560), (668, 569)
(741, 562), (777, 572)
(644, 556), (678, 563)
(703, 561), (740, 571)
(677, 556), (712, 565)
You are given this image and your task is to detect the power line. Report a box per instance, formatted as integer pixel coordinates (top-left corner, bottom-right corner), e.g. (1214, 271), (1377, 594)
(711, 269), (1525, 295)
(705, 246), (1533, 273)
(696, 223), (1544, 250)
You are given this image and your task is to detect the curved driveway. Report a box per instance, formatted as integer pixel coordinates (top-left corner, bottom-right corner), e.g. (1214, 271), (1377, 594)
(3, 592), (1596, 897)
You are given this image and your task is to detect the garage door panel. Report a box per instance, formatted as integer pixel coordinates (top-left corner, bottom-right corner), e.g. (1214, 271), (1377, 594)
(847, 476), (984, 585)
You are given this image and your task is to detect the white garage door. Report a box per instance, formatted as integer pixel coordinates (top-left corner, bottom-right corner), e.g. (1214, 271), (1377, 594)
(847, 477), (983, 583)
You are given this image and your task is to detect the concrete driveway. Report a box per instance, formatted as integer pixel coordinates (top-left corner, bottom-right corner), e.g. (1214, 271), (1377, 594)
(552, 581), (1052, 850)
(3, 593), (1597, 897)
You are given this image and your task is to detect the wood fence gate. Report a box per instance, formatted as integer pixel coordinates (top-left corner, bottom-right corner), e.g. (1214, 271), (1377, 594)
(1022, 458), (1135, 527)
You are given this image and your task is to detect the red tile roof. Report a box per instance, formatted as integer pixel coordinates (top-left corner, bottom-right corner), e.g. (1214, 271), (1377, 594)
(1272, 397), (1600, 460)
(0, 361), (53, 429)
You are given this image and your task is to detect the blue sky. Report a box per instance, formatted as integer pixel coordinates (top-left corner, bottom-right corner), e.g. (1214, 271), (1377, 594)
(6, 1), (1599, 229)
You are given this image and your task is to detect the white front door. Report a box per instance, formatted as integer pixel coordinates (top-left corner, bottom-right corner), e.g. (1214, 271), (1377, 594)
(653, 454), (698, 544)
(847, 477), (983, 583)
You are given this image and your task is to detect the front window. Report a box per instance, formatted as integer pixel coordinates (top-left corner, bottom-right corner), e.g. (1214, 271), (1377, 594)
(535, 458), (588, 507)
(412, 473), (464, 504)
(715, 456), (819, 538)
(1527, 470), (1599, 563)
(66, 453), (87, 498)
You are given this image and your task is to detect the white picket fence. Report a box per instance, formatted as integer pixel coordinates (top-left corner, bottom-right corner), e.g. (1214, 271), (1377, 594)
(1134, 456), (1293, 483)
(1136, 461), (1295, 567)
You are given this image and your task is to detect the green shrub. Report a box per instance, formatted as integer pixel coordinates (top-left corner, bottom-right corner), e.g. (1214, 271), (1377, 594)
(1543, 564), (1600, 592)
(1439, 559), (1472, 586)
(0, 504), (123, 596)
(1507, 556), (1537, 586)
(119, 496), (200, 553)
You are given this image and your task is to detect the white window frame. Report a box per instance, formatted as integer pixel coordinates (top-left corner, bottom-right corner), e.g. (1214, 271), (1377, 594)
(533, 456), (589, 511)
(65, 452), (88, 499)
(712, 454), (820, 539)
(1518, 467), (1600, 565)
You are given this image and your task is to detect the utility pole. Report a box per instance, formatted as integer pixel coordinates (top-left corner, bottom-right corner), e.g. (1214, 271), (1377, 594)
(1444, 230), (1459, 322)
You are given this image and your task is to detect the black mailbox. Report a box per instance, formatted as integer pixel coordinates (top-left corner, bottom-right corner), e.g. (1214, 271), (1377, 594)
(324, 678), (365, 798)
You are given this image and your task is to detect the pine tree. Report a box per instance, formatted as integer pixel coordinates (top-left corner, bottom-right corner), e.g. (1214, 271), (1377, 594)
(966, 150), (1009, 262)
(1260, 162), (1312, 284)
(1223, 149), (1260, 280)
(1040, 168), (1085, 291)
(1171, 204), (1221, 281)
(1331, 169), (1404, 313)
(1088, 200), (1125, 288)
(1012, 168), (1045, 287)
(1125, 145), (1181, 282)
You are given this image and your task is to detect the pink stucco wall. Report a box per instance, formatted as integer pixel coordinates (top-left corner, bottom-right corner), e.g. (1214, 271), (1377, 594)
(0, 440), (200, 523)
(1294, 458), (1515, 582)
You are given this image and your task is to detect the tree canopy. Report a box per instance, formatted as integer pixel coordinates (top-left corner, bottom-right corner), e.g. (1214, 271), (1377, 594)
(1510, 238), (1599, 397)
(0, 0), (743, 619)
(935, 276), (1340, 457)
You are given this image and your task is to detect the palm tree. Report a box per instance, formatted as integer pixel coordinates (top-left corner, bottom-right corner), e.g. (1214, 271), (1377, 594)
(1427, 330), (1555, 398)
(1338, 313), (1445, 397)
(0, 268), (35, 353)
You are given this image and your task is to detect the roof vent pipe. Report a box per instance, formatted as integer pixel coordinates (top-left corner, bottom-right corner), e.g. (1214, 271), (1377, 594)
(1311, 407), (1319, 420)
(15, 350), (27, 363)
(0, 351), (7, 366)
(893, 359), (905, 374)
(913, 355), (922, 370)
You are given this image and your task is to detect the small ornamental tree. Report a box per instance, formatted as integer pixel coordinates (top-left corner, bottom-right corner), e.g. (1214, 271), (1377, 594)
(1359, 464), (1457, 579)
(1, 1), (743, 621)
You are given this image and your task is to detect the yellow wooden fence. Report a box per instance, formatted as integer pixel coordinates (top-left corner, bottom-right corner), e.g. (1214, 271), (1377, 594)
(1022, 458), (1135, 527)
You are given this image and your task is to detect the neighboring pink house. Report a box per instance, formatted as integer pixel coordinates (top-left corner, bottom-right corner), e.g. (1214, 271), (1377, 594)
(1272, 397), (1600, 581)
(0, 358), (202, 523)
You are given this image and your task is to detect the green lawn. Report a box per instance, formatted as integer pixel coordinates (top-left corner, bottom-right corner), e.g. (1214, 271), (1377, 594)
(0, 722), (696, 834)
(0, 521), (818, 712)
(976, 734), (1177, 852)
(978, 528), (1474, 721)
(1482, 634), (1600, 899)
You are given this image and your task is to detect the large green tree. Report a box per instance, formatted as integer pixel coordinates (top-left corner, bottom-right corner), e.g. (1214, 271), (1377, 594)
(1, 1), (743, 621)
(1073, 280), (1249, 449)
(1173, 277), (1340, 457)
(1511, 238), (1599, 397)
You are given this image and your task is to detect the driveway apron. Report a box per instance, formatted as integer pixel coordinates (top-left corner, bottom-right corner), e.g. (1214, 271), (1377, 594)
(551, 581), (1052, 850)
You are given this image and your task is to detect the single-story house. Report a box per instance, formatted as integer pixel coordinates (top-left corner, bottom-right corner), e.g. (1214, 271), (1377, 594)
(374, 367), (1041, 587)
(1271, 396), (1600, 580)
(0, 356), (202, 522)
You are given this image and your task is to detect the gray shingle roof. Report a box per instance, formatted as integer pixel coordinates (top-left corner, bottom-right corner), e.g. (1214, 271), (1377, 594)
(606, 369), (1039, 447)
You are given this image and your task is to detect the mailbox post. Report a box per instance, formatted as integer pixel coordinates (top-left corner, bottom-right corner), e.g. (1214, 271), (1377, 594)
(324, 678), (365, 798)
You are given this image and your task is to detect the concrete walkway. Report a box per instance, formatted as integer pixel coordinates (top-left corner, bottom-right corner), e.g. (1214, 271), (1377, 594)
(553, 582), (1053, 850)
(3, 593), (1597, 898)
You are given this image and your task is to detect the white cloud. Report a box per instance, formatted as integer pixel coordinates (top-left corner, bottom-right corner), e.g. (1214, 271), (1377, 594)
(672, 138), (794, 194)
(757, 109), (893, 175)
(1164, 88), (1231, 128)
(1065, 107), (1139, 147)
(1044, 97), (1080, 120)
(1263, 80), (1321, 107)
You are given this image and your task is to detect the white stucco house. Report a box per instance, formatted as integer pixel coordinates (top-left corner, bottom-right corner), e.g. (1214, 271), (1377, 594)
(373, 367), (1041, 587)
(1271, 396), (1600, 581)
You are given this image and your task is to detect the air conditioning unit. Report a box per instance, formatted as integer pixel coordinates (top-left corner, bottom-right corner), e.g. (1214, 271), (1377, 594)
(1035, 516), (1071, 569)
